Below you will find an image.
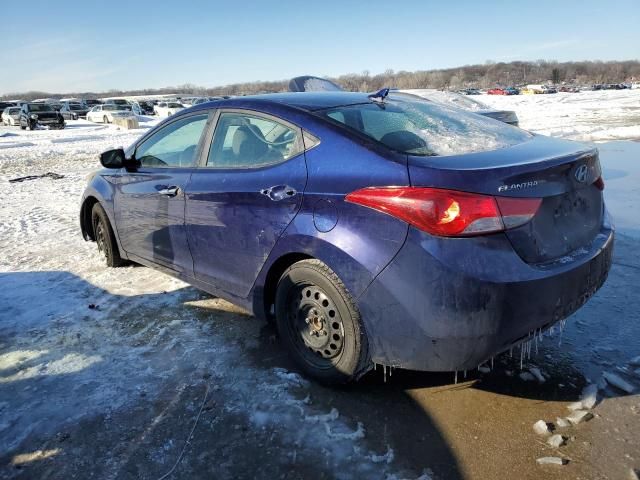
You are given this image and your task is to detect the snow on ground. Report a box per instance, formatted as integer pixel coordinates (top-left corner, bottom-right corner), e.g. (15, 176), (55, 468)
(477, 88), (640, 142)
(0, 93), (639, 478)
(0, 120), (424, 478)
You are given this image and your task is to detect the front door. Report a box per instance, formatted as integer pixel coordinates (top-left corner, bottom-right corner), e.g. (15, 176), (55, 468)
(185, 110), (308, 298)
(115, 112), (210, 275)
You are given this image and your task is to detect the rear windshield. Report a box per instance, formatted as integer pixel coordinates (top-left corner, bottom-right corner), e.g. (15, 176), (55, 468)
(317, 95), (531, 156)
(28, 104), (54, 112)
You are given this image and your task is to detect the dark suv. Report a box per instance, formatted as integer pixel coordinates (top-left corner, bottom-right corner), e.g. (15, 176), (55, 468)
(20, 103), (65, 130)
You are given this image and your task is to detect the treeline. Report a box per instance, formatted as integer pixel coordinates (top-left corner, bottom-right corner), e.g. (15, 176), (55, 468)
(3, 60), (639, 101)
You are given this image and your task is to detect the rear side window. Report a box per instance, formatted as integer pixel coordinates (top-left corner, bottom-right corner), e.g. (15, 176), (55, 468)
(207, 112), (304, 168)
(136, 114), (208, 168)
(318, 95), (531, 156)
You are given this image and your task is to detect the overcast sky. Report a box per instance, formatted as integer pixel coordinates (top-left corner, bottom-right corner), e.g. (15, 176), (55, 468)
(1, 0), (638, 95)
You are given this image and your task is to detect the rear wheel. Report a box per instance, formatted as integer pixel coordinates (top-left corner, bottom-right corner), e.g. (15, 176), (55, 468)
(103, 115), (109, 124)
(91, 203), (126, 267)
(275, 259), (370, 384)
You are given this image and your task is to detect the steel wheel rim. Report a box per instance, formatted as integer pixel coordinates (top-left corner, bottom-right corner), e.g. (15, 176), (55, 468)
(95, 221), (107, 257)
(286, 284), (345, 369)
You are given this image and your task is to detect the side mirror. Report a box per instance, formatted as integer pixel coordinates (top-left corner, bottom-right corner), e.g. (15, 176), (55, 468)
(99, 148), (126, 169)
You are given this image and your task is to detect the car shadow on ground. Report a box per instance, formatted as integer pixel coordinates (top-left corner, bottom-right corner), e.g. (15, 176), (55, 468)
(1, 271), (462, 479)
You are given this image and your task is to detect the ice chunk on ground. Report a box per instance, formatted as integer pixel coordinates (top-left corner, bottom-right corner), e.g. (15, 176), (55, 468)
(567, 401), (583, 411)
(536, 457), (567, 465)
(629, 468), (639, 480)
(556, 417), (571, 428)
(529, 367), (546, 383)
(520, 372), (535, 382)
(603, 372), (636, 394)
(580, 383), (598, 409)
(566, 410), (593, 425)
(533, 420), (550, 435)
(546, 434), (565, 448)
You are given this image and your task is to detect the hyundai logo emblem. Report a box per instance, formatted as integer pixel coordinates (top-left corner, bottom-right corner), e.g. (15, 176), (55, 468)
(574, 164), (589, 183)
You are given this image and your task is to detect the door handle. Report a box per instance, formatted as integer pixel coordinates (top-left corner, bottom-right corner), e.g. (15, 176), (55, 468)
(158, 186), (180, 197)
(260, 185), (297, 201)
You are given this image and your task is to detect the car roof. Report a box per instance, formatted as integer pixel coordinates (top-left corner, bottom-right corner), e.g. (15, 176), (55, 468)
(215, 92), (372, 112)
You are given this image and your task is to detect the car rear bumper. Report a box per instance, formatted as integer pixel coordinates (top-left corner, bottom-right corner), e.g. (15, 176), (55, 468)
(357, 211), (614, 371)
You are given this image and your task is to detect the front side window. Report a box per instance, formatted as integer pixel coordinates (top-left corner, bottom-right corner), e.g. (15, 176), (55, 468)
(318, 94), (531, 157)
(136, 114), (208, 168)
(207, 112), (303, 168)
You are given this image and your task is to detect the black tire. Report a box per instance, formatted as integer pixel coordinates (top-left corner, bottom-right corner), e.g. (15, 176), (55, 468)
(28, 121), (35, 131)
(91, 203), (126, 267)
(20, 124), (26, 130)
(275, 259), (370, 384)
(103, 115), (109, 124)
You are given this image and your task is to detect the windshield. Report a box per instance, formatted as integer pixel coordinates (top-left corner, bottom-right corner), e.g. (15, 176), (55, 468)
(103, 105), (128, 111)
(168, 103), (183, 108)
(317, 95), (531, 156)
(28, 104), (54, 112)
(69, 104), (84, 110)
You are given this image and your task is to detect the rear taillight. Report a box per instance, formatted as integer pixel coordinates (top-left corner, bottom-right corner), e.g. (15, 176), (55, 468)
(593, 176), (605, 191)
(345, 187), (541, 237)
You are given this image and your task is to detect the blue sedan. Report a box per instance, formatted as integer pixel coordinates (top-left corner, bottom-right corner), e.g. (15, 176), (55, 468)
(80, 91), (613, 384)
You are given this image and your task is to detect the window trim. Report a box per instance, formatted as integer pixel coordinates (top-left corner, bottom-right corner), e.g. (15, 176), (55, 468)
(199, 108), (307, 170)
(132, 110), (215, 170)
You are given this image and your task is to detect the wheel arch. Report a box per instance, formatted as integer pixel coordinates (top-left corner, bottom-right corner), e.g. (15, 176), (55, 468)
(254, 252), (314, 322)
(80, 195), (100, 240)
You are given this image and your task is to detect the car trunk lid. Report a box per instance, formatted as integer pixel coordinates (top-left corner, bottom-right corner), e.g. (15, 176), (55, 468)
(407, 135), (604, 263)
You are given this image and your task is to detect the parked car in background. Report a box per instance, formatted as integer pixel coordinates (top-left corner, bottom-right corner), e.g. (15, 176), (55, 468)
(191, 96), (224, 106)
(2, 106), (21, 126)
(521, 85), (545, 94)
(487, 88), (506, 95)
(84, 99), (103, 107)
(134, 101), (155, 115)
(154, 101), (185, 117)
(59, 102), (89, 120)
(86, 104), (134, 123)
(0, 101), (17, 112)
(459, 88), (481, 95)
(104, 98), (130, 107)
(504, 87), (520, 95)
(542, 85), (557, 94)
(19, 103), (65, 130)
(399, 89), (520, 126)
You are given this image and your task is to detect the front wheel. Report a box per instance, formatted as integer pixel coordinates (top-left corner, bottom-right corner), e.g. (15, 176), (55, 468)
(28, 121), (35, 130)
(103, 116), (110, 124)
(275, 259), (370, 384)
(91, 203), (126, 267)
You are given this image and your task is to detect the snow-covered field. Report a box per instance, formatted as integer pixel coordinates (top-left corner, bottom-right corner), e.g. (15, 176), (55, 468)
(478, 88), (640, 142)
(1, 92), (639, 479)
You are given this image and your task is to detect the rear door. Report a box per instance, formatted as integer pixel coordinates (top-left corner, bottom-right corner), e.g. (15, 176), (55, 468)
(115, 112), (211, 275)
(185, 109), (308, 298)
